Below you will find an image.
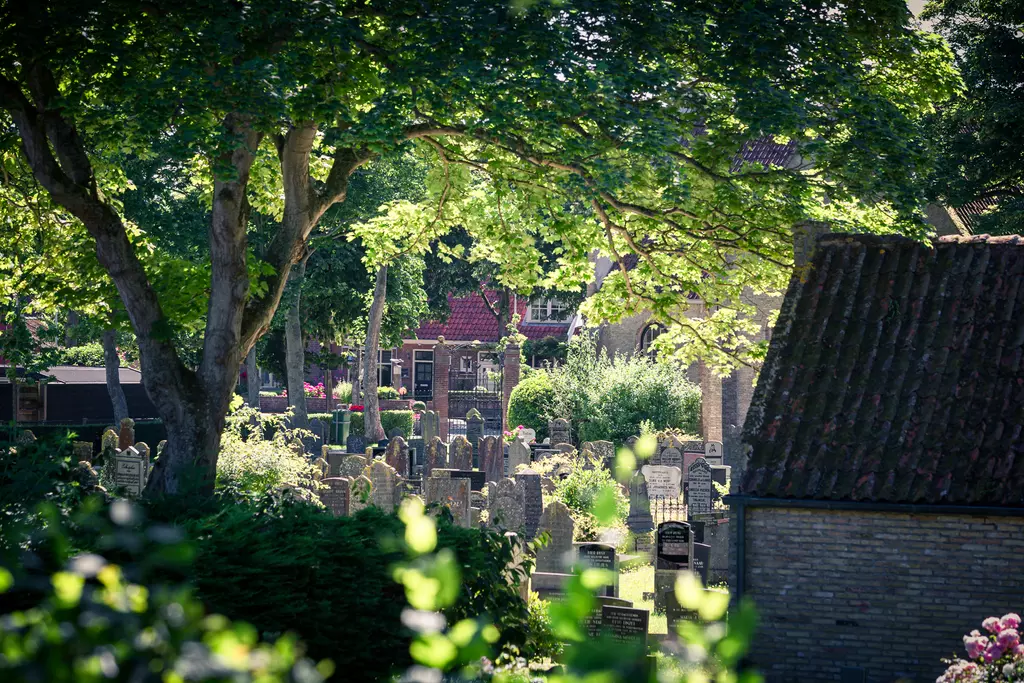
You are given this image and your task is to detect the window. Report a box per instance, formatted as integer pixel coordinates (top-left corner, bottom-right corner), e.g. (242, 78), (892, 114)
(529, 298), (569, 322)
(413, 350), (433, 398)
(459, 356), (473, 373)
(639, 324), (664, 356)
(379, 350), (393, 387)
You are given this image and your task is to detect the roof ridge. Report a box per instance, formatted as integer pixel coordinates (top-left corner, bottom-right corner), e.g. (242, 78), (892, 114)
(819, 232), (1024, 248)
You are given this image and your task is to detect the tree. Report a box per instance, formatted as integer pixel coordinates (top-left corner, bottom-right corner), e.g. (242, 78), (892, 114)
(362, 266), (388, 442)
(924, 0), (1024, 234)
(1, 0), (956, 494)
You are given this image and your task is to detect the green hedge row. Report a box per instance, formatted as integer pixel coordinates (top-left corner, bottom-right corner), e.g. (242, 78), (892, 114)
(348, 410), (414, 440)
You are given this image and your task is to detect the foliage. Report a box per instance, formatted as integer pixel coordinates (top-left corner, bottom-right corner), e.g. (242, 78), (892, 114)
(216, 406), (319, 502)
(552, 458), (629, 541)
(550, 334), (701, 445)
(507, 371), (557, 442)
(412, 401), (427, 412)
(348, 411), (414, 440)
(332, 382), (352, 403)
(938, 612), (1023, 683)
(52, 342), (106, 367)
(377, 386), (400, 400)
(924, 0), (1022, 235)
(524, 336), (569, 367)
(0, 499), (327, 683)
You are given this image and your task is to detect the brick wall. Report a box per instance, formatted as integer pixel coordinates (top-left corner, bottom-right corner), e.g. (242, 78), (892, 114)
(735, 506), (1024, 683)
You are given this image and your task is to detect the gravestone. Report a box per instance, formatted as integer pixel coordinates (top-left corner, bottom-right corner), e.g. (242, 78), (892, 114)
(601, 605), (649, 647)
(535, 501), (574, 572)
(703, 440), (724, 465)
(134, 442), (151, 482)
(424, 436), (447, 479)
(309, 418), (327, 443)
(465, 409), (484, 450)
(711, 465), (731, 503)
(421, 410), (440, 443)
(548, 418), (571, 446)
(534, 448), (560, 461)
(518, 469), (543, 539)
(655, 521), (692, 610)
(325, 448), (345, 476)
(101, 429), (119, 458)
(385, 436), (410, 477)
(641, 465), (682, 499)
(487, 478), (525, 533)
(448, 435), (473, 471)
(687, 458), (713, 517)
(554, 443), (575, 455)
(364, 460), (401, 511)
(349, 475), (372, 513)
(626, 471), (654, 532)
(117, 418), (135, 451)
(577, 543), (618, 597)
(682, 441), (705, 475)
(540, 476), (556, 494)
(388, 427), (405, 441)
(407, 437), (424, 470)
(113, 447), (145, 496)
(519, 427), (536, 443)
(507, 437), (531, 474)
(425, 476), (472, 528)
(692, 542), (711, 586)
(585, 440), (615, 470)
(346, 434), (367, 455)
(313, 457), (330, 481)
(431, 468), (485, 491)
(479, 435), (503, 483)
(338, 454), (368, 478)
(319, 477), (352, 517)
(657, 446), (682, 470)
(584, 597), (635, 637)
(73, 441), (93, 463)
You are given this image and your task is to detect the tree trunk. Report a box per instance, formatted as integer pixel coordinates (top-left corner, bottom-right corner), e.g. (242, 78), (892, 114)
(285, 259), (309, 428)
(102, 329), (130, 425)
(350, 346), (361, 407)
(362, 265), (388, 441)
(246, 346), (260, 409)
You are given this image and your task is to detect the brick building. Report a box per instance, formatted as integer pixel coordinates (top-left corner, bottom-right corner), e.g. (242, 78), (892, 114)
(730, 233), (1024, 682)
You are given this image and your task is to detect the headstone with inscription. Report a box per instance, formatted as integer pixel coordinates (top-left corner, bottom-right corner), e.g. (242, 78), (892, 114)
(425, 476), (472, 528)
(465, 409), (484, 451)
(507, 437), (531, 474)
(692, 542), (711, 586)
(583, 596), (635, 637)
(657, 446), (682, 470)
(319, 477), (352, 517)
(117, 418), (135, 451)
(585, 440), (615, 470)
(364, 460), (401, 511)
(518, 469), (543, 540)
(641, 465), (682, 499)
(626, 471), (654, 533)
(385, 436), (410, 477)
(487, 478), (525, 533)
(339, 454), (368, 478)
(448, 435), (473, 471)
(113, 448), (145, 496)
(479, 435), (503, 483)
(421, 410), (440, 443)
(548, 418), (571, 446)
(687, 458), (713, 517)
(655, 521), (692, 610)
(703, 440), (724, 465)
(519, 427), (536, 443)
(682, 440), (705, 475)
(536, 501), (574, 572)
(346, 434), (367, 456)
(601, 605), (649, 647)
(577, 543), (618, 597)
(424, 436), (447, 479)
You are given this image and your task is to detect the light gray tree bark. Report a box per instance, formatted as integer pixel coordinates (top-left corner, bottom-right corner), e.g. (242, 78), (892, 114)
(362, 265), (388, 441)
(284, 258), (309, 428)
(102, 329), (130, 425)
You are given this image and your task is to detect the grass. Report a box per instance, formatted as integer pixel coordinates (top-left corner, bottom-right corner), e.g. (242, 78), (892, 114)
(618, 563), (666, 634)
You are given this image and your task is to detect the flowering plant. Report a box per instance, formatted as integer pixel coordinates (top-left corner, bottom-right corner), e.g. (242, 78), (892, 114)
(502, 425), (526, 444)
(938, 612), (1023, 683)
(303, 382), (326, 399)
(349, 404), (364, 412)
(398, 386), (407, 397)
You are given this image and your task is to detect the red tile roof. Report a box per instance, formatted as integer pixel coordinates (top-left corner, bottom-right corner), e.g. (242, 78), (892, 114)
(740, 233), (1024, 506)
(415, 292), (570, 343)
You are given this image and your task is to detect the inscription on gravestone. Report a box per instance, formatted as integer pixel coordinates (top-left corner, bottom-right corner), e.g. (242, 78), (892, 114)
(703, 440), (724, 465)
(536, 501), (574, 572)
(518, 469), (543, 539)
(658, 446), (682, 470)
(687, 458), (713, 517)
(577, 543), (618, 597)
(507, 437), (531, 474)
(692, 542), (710, 586)
(479, 435), (503, 483)
(600, 605), (649, 646)
(448, 436), (473, 471)
(487, 478), (525, 533)
(655, 521), (692, 611)
(114, 451), (144, 496)
(640, 465), (682, 499)
(425, 476), (472, 528)
(319, 477), (351, 517)
(549, 418), (571, 446)
(424, 436), (447, 479)
(385, 436), (410, 477)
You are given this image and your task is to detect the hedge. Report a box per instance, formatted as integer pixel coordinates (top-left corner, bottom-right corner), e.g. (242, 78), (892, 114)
(507, 371), (556, 441)
(348, 410), (414, 439)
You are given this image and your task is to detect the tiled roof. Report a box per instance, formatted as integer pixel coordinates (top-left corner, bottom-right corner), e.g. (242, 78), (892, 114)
(415, 292), (570, 343)
(740, 233), (1024, 506)
(738, 137), (797, 169)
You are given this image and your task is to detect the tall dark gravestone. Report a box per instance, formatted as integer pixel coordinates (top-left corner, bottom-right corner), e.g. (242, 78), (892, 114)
(518, 469), (543, 540)
(655, 521), (692, 611)
(577, 543), (619, 597)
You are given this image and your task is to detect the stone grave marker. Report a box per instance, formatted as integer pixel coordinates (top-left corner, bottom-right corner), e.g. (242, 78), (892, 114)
(554, 443), (575, 455)
(518, 469), (543, 539)
(421, 410), (440, 442)
(313, 457), (330, 481)
(338, 454), (368, 478)
(117, 418), (135, 451)
(535, 501), (574, 572)
(479, 435), (503, 483)
(519, 427), (536, 443)
(73, 441), (93, 463)
(113, 447), (145, 496)
(448, 435), (473, 471)
(385, 436), (410, 477)
(626, 471), (654, 533)
(487, 478), (525, 533)
(407, 437), (424, 470)
(424, 436), (447, 479)
(346, 434), (366, 455)
(641, 465), (682, 499)
(584, 596), (635, 637)
(548, 418), (571, 446)
(309, 418), (327, 443)
(703, 440), (724, 465)
(431, 468), (485, 491)
(325, 448), (345, 476)
(534, 448), (560, 461)
(711, 465), (731, 503)
(682, 440), (705, 475)
(349, 475), (372, 513)
(655, 521), (692, 610)
(687, 458), (713, 517)
(657, 446), (682, 470)
(601, 605), (649, 647)
(134, 442), (151, 481)
(585, 440), (615, 470)
(364, 460), (401, 511)
(577, 543), (618, 597)
(465, 409), (484, 450)
(692, 542), (711, 586)
(387, 427), (405, 441)
(425, 476), (472, 528)
(507, 437), (531, 474)
(319, 477), (352, 517)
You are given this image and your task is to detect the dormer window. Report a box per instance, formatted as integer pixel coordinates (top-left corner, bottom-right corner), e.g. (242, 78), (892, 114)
(529, 298), (568, 322)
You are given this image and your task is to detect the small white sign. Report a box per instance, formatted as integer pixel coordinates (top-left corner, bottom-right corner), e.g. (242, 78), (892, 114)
(641, 465), (682, 499)
(519, 428), (537, 443)
(703, 441), (724, 464)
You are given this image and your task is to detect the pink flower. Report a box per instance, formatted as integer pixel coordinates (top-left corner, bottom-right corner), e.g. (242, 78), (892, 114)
(983, 617), (1002, 634)
(964, 634), (989, 659)
(996, 629), (1019, 649)
(983, 642), (1005, 663)
(1014, 643), (1024, 657)
(1001, 613), (1022, 631)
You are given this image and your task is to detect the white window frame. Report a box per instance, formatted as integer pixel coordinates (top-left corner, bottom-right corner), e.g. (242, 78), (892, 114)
(529, 298), (568, 322)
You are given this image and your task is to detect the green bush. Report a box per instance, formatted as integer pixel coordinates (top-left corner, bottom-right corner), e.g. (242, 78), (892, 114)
(551, 333), (701, 445)
(412, 400), (427, 412)
(507, 371), (556, 441)
(54, 341), (107, 366)
(377, 386), (400, 400)
(162, 502), (532, 683)
(349, 410), (414, 439)
(332, 381), (353, 403)
(553, 460), (628, 541)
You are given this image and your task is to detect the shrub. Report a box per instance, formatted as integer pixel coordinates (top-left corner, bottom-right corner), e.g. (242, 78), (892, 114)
(377, 385), (400, 400)
(412, 400), (427, 412)
(553, 460), (629, 540)
(507, 371), (556, 441)
(939, 613), (1023, 683)
(54, 341), (107, 366)
(332, 381), (352, 403)
(349, 410), (414, 439)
